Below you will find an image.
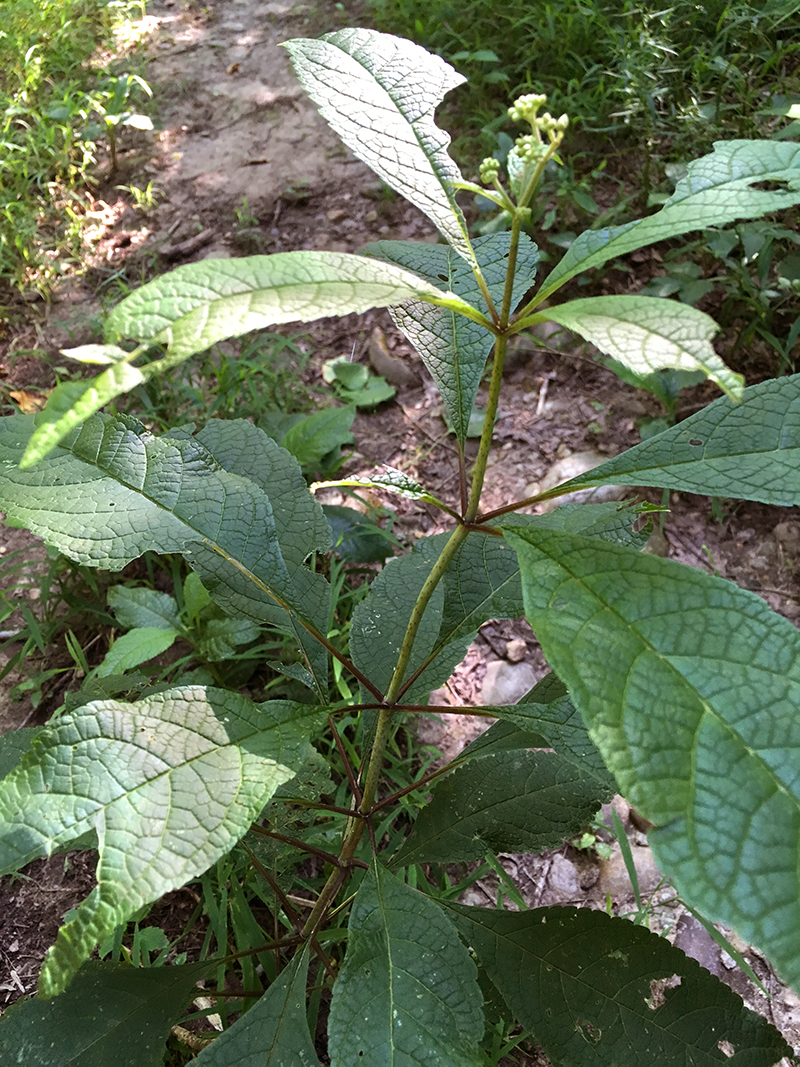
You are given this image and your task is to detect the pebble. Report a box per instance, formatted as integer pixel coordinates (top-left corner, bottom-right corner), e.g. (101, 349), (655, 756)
(548, 853), (581, 897)
(774, 520), (800, 555)
(480, 660), (537, 706)
(505, 638), (527, 663)
(537, 450), (626, 513)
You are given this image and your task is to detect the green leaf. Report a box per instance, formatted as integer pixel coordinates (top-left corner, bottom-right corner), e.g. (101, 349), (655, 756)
(328, 861), (483, 1067)
(446, 905), (792, 1067)
(21, 364), (145, 470)
(0, 413), (331, 694)
(531, 295), (743, 400)
(485, 672), (615, 790)
(195, 616), (260, 661)
(184, 571), (212, 623)
(350, 549), (445, 698)
(0, 727), (40, 779)
(539, 139), (800, 301)
(195, 948), (318, 1067)
(315, 465), (448, 510)
(191, 419), (332, 690)
(366, 234), (537, 444)
(0, 958), (211, 1067)
(283, 29), (473, 264)
(0, 686), (314, 996)
(505, 525), (800, 990)
(324, 505), (395, 563)
(394, 748), (604, 866)
(336, 375), (397, 408)
(107, 585), (182, 630)
(105, 252), (476, 374)
(91, 626), (178, 678)
(61, 343), (132, 365)
(279, 405), (355, 470)
(428, 506), (646, 653)
(552, 372), (800, 506)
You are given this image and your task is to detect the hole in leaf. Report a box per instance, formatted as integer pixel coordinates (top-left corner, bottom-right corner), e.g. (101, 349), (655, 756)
(749, 179), (790, 192)
(718, 1039), (735, 1058)
(576, 1018), (601, 1045)
(689, 438), (703, 446)
(437, 273), (448, 281)
(646, 974), (681, 1010)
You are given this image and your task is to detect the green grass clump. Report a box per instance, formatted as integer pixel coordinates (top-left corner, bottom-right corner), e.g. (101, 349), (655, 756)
(0, 0), (151, 292)
(367, 0), (800, 162)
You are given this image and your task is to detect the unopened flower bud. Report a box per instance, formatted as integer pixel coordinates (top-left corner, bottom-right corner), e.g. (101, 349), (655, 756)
(479, 157), (501, 184)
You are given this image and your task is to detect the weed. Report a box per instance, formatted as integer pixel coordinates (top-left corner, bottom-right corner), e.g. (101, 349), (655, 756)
(1, 27), (800, 1067)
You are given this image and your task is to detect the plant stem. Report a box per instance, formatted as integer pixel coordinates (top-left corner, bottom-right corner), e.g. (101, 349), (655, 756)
(464, 333), (507, 523)
(302, 525), (469, 939)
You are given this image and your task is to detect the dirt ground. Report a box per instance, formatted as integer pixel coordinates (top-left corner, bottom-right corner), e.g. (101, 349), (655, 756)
(1, 0), (800, 1062)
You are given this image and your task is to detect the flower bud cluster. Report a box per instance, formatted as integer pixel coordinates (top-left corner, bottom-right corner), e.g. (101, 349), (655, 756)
(507, 93), (547, 124)
(508, 93), (570, 167)
(479, 157), (501, 185)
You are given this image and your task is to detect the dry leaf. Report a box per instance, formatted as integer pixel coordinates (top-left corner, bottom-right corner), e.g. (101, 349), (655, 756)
(9, 389), (50, 413)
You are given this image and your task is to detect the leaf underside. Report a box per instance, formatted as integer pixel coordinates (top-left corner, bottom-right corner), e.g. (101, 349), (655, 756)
(0, 414), (332, 694)
(506, 526), (800, 991)
(540, 139), (800, 300)
(0, 686), (313, 996)
(283, 28), (472, 263)
(367, 234), (538, 443)
(556, 372), (800, 506)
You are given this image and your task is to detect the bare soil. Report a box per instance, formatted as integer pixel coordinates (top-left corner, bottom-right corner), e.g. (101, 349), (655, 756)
(1, 0), (799, 1061)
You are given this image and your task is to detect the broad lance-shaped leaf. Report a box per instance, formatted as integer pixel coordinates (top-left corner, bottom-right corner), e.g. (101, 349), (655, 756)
(485, 672), (615, 789)
(547, 371), (800, 507)
(366, 234), (538, 445)
(283, 29), (473, 265)
(328, 861), (483, 1067)
(0, 686), (317, 997)
(524, 295), (743, 400)
(446, 905), (792, 1067)
(505, 526), (800, 991)
(0, 958), (212, 1067)
(107, 585), (182, 630)
(538, 139), (800, 302)
(21, 252), (481, 468)
(0, 414), (331, 694)
(20, 363), (144, 470)
(196, 948), (318, 1067)
(104, 251), (479, 355)
(393, 747), (605, 866)
(189, 419), (331, 689)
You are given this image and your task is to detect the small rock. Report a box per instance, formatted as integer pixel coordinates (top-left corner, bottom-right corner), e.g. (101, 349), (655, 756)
(326, 208), (347, 223)
(368, 326), (418, 386)
(774, 520), (800, 555)
(537, 450), (626, 513)
(480, 660), (537, 706)
(579, 865), (600, 889)
(505, 638), (527, 663)
(365, 209), (378, 223)
(613, 396), (649, 418)
(548, 854), (581, 898)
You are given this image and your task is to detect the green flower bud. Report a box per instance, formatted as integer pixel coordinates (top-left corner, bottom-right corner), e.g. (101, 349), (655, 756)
(479, 157), (501, 184)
